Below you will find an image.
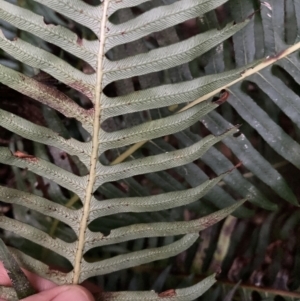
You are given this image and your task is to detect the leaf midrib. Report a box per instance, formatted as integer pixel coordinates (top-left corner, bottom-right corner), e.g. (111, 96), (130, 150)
(72, 0), (109, 284)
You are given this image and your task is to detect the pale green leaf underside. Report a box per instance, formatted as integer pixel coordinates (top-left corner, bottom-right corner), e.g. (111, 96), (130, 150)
(0, 215), (75, 261)
(6, 234), (199, 284)
(0, 187), (80, 231)
(0, 199), (244, 260)
(102, 22), (248, 86)
(0, 263), (216, 301)
(0, 0), (280, 299)
(0, 64), (93, 130)
(89, 171), (230, 219)
(105, 0), (229, 50)
(98, 101), (220, 150)
(0, 30), (96, 98)
(0, 109), (91, 163)
(101, 66), (249, 119)
(80, 233), (199, 281)
(33, 0), (101, 34)
(0, 147), (87, 199)
(84, 200), (245, 250)
(0, 21), (246, 92)
(95, 128), (238, 186)
(0, 0), (98, 68)
(101, 274), (216, 301)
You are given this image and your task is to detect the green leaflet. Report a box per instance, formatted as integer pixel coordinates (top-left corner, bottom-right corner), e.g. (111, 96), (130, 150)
(101, 273), (216, 301)
(85, 200), (246, 249)
(0, 64), (93, 130)
(89, 171), (232, 219)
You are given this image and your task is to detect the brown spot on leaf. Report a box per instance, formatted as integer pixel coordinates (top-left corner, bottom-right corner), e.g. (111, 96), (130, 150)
(214, 90), (229, 105)
(158, 289), (176, 297)
(70, 80), (94, 100)
(0, 73), (92, 126)
(265, 49), (286, 62)
(12, 151), (38, 161)
(247, 9), (260, 20)
(228, 162), (242, 173)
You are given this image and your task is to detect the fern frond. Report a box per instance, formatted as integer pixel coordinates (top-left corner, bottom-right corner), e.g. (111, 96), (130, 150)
(1, 0), (295, 299)
(199, 0), (300, 206)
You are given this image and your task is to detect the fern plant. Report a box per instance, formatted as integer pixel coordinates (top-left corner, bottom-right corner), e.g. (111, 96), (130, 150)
(160, 1), (300, 300)
(0, 0), (300, 300)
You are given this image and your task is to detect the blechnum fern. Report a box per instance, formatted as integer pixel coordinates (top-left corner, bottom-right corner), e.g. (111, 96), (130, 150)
(0, 0), (299, 300)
